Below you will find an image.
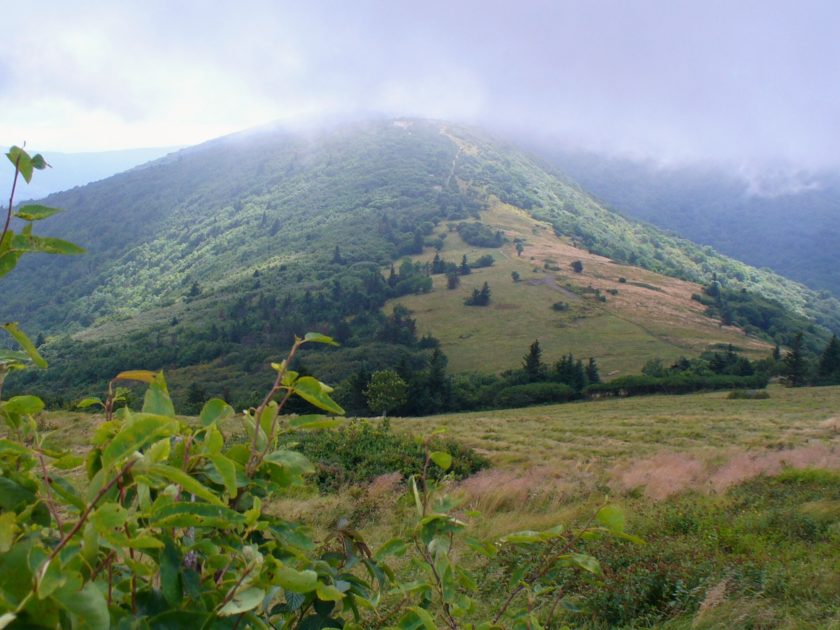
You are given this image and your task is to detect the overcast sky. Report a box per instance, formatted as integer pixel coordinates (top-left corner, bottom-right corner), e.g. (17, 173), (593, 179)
(3, 0), (839, 168)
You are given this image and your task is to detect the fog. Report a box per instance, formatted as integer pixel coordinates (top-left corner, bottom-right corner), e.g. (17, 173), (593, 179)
(4, 0), (840, 170)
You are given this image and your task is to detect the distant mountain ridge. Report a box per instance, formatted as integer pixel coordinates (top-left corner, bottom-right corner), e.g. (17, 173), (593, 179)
(535, 147), (840, 297)
(5, 146), (181, 200)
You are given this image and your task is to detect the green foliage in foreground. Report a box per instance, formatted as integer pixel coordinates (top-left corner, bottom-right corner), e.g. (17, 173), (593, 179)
(1, 342), (637, 629)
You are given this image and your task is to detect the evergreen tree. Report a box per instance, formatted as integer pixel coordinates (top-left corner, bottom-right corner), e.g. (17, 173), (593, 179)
(465, 282), (491, 306)
(586, 357), (601, 384)
(459, 255), (471, 275)
(511, 271), (521, 282)
(522, 340), (546, 382)
(425, 347), (451, 413)
(431, 253), (444, 274)
(387, 265), (398, 288)
(817, 334), (840, 382)
(783, 332), (809, 387)
(446, 271), (460, 290)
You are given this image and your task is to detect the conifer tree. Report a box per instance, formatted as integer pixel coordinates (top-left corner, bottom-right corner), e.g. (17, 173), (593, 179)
(818, 334), (840, 382)
(586, 357), (601, 384)
(522, 340), (547, 382)
(783, 332), (809, 387)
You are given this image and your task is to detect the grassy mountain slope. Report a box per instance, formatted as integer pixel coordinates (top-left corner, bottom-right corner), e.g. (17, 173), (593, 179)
(393, 201), (770, 375)
(3, 119), (836, 404)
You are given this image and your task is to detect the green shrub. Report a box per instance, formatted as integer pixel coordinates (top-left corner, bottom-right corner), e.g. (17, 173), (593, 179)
(495, 381), (575, 408)
(288, 419), (488, 492)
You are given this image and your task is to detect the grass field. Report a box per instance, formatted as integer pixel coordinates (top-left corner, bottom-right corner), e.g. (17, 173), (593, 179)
(391, 202), (771, 376)
(30, 384), (840, 628)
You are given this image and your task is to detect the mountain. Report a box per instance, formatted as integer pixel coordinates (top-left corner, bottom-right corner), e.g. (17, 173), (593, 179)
(3, 119), (837, 407)
(7, 146), (181, 201)
(535, 147), (840, 298)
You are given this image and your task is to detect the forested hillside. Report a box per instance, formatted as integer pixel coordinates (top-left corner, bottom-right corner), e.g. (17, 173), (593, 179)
(4, 119), (838, 407)
(538, 147), (840, 297)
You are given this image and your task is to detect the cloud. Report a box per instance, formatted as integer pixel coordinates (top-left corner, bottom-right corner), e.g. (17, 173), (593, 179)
(3, 0), (839, 168)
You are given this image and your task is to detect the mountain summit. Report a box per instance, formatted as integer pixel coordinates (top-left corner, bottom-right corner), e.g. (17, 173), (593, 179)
(4, 119), (837, 404)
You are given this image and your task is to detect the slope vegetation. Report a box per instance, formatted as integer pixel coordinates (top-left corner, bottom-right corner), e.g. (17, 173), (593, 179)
(3, 119), (835, 405)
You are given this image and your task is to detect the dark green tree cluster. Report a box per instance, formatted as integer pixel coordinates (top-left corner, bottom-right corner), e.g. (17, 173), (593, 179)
(694, 280), (830, 353)
(456, 221), (505, 247)
(464, 281), (491, 306)
(817, 334), (840, 383)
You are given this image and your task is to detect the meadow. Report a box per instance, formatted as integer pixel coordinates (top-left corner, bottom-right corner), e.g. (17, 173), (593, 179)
(393, 202), (772, 376)
(36, 384), (840, 628)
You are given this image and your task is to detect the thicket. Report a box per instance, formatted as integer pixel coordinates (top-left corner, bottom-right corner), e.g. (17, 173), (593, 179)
(287, 420), (488, 492)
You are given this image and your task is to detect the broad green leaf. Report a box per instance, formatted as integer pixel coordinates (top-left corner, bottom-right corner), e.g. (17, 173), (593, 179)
(288, 414), (344, 430)
(375, 538), (407, 561)
(52, 454), (83, 469)
(101, 414), (177, 469)
(499, 530), (542, 545)
(147, 437), (171, 463)
(36, 557), (66, 599)
(1, 395), (44, 415)
(218, 587), (265, 616)
(7, 146), (33, 183)
(303, 332), (339, 346)
(150, 502), (246, 529)
(0, 349), (28, 365)
(124, 535), (164, 549)
(204, 423), (223, 454)
(53, 581), (109, 630)
(143, 381), (175, 417)
(408, 606), (438, 629)
(0, 438), (31, 456)
(92, 503), (129, 530)
(562, 552), (602, 575)
(259, 401), (278, 436)
(14, 204), (61, 221)
(115, 370), (157, 383)
(81, 522), (99, 565)
(160, 537), (183, 606)
(0, 249), (22, 279)
(2, 323), (47, 368)
(76, 397), (103, 409)
(596, 504), (625, 533)
(268, 562), (318, 593)
(315, 582), (344, 602)
(262, 449), (314, 475)
(19, 236), (84, 255)
(210, 454), (237, 496)
(292, 376), (345, 415)
(49, 474), (85, 511)
(0, 511), (17, 552)
(0, 477), (38, 513)
(146, 463), (224, 506)
(30, 153), (48, 170)
(200, 398), (234, 427)
(429, 451), (452, 471)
